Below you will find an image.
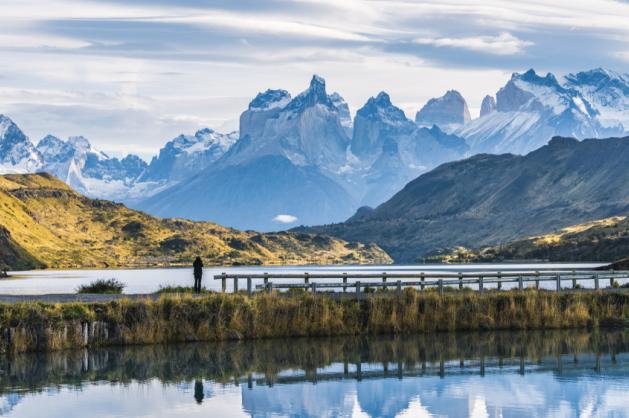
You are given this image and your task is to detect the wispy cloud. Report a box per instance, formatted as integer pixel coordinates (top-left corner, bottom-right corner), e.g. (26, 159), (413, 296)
(0, 0), (627, 155)
(413, 32), (533, 56)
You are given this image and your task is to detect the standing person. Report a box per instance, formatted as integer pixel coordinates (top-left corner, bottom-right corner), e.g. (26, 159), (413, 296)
(193, 256), (203, 293)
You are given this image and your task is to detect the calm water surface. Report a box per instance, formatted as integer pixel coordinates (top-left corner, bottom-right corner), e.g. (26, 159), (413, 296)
(0, 330), (627, 417)
(0, 263), (607, 294)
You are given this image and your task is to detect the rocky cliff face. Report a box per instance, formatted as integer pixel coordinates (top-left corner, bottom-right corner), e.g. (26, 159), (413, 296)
(480, 95), (496, 117)
(415, 90), (471, 131)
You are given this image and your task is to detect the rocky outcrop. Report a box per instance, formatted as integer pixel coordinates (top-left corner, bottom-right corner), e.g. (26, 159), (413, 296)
(415, 90), (471, 130)
(480, 95), (496, 117)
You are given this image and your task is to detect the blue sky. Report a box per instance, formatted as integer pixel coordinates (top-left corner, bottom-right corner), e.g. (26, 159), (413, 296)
(0, 0), (628, 159)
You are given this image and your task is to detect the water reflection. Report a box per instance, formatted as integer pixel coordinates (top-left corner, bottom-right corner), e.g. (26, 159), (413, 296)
(0, 330), (627, 417)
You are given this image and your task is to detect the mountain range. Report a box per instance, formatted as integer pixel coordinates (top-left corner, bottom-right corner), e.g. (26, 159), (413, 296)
(299, 135), (629, 262)
(1, 67), (628, 232)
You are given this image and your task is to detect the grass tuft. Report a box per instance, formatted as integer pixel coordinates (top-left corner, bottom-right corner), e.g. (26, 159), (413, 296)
(77, 279), (125, 294)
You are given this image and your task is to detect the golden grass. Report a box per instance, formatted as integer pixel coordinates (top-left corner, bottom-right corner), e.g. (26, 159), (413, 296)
(0, 173), (391, 269)
(0, 289), (626, 353)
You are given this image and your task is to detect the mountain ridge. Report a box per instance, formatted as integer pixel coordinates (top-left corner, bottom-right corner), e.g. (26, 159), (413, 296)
(297, 135), (629, 262)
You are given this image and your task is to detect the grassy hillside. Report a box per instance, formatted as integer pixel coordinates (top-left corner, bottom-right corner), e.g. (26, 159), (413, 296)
(449, 215), (629, 264)
(0, 173), (391, 270)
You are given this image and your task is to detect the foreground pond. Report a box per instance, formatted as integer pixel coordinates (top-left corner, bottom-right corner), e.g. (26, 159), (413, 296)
(0, 263), (605, 295)
(0, 330), (627, 417)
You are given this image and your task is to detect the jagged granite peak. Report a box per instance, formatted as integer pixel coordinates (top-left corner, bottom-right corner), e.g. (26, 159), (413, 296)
(351, 91), (414, 157)
(0, 114), (42, 173)
(248, 89), (291, 111)
(415, 90), (471, 130)
(480, 95), (496, 117)
(330, 92), (352, 130)
(284, 74), (335, 112)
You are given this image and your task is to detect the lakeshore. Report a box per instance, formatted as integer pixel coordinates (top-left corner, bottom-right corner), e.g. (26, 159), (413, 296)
(1, 289), (627, 354)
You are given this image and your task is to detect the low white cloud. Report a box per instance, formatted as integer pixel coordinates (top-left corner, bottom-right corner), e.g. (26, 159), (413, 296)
(414, 32), (533, 55)
(273, 214), (298, 224)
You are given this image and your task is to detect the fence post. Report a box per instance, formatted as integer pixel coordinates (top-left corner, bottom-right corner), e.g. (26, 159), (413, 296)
(247, 277), (252, 297)
(478, 276), (484, 293)
(458, 272), (463, 290)
(609, 270), (614, 288)
(266, 282), (272, 293)
(497, 272), (502, 290)
(556, 274), (561, 292)
(518, 275), (523, 290)
(438, 279), (443, 297)
(304, 272), (310, 286)
(420, 273), (425, 291)
(396, 280), (402, 296)
(382, 272), (387, 290)
(263, 272), (269, 287)
(594, 274), (599, 290)
(221, 272), (227, 293)
(311, 283), (317, 294)
(342, 273), (348, 293)
(233, 277), (239, 294)
(356, 281), (361, 298)
(535, 271), (540, 289)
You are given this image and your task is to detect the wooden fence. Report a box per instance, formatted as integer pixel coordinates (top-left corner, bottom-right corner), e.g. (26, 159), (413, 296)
(214, 269), (629, 296)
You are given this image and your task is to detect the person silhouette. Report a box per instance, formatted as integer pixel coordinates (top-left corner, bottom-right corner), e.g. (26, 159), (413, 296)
(194, 380), (204, 404)
(193, 257), (203, 293)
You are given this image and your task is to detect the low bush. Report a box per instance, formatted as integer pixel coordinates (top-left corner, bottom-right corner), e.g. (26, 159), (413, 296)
(77, 279), (125, 294)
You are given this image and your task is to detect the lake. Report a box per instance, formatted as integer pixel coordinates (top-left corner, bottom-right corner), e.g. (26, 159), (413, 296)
(0, 329), (627, 417)
(0, 263), (606, 295)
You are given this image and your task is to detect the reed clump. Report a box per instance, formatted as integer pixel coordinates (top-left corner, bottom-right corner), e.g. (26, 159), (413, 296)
(0, 289), (627, 353)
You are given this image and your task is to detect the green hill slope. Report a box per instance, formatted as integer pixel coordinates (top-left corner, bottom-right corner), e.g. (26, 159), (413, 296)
(0, 173), (391, 270)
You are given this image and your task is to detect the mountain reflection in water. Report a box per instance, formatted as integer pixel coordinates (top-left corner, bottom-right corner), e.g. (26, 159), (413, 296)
(0, 330), (628, 417)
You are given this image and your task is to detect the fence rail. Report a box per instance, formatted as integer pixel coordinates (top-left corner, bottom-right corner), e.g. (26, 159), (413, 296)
(213, 270), (629, 296)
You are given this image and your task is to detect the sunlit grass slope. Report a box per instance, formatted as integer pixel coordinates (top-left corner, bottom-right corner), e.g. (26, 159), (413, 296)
(0, 173), (391, 269)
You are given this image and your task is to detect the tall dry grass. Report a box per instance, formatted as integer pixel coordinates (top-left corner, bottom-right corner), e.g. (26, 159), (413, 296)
(0, 289), (627, 353)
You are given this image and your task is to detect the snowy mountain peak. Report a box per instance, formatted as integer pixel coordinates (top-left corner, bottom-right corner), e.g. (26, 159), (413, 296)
(0, 115), (42, 173)
(248, 89), (291, 111)
(36, 135), (74, 163)
(285, 74), (334, 112)
(564, 68), (629, 132)
(415, 89), (471, 131)
(67, 136), (92, 151)
(357, 91), (408, 126)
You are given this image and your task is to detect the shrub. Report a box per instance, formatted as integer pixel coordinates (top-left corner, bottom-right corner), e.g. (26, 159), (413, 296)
(77, 279), (125, 294)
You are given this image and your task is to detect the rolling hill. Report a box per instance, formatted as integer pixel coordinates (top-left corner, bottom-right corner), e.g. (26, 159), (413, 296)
(0, 173), (391, 270)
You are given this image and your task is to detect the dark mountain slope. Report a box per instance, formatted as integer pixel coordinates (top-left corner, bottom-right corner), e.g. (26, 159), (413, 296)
(298, 136), (629, 262)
